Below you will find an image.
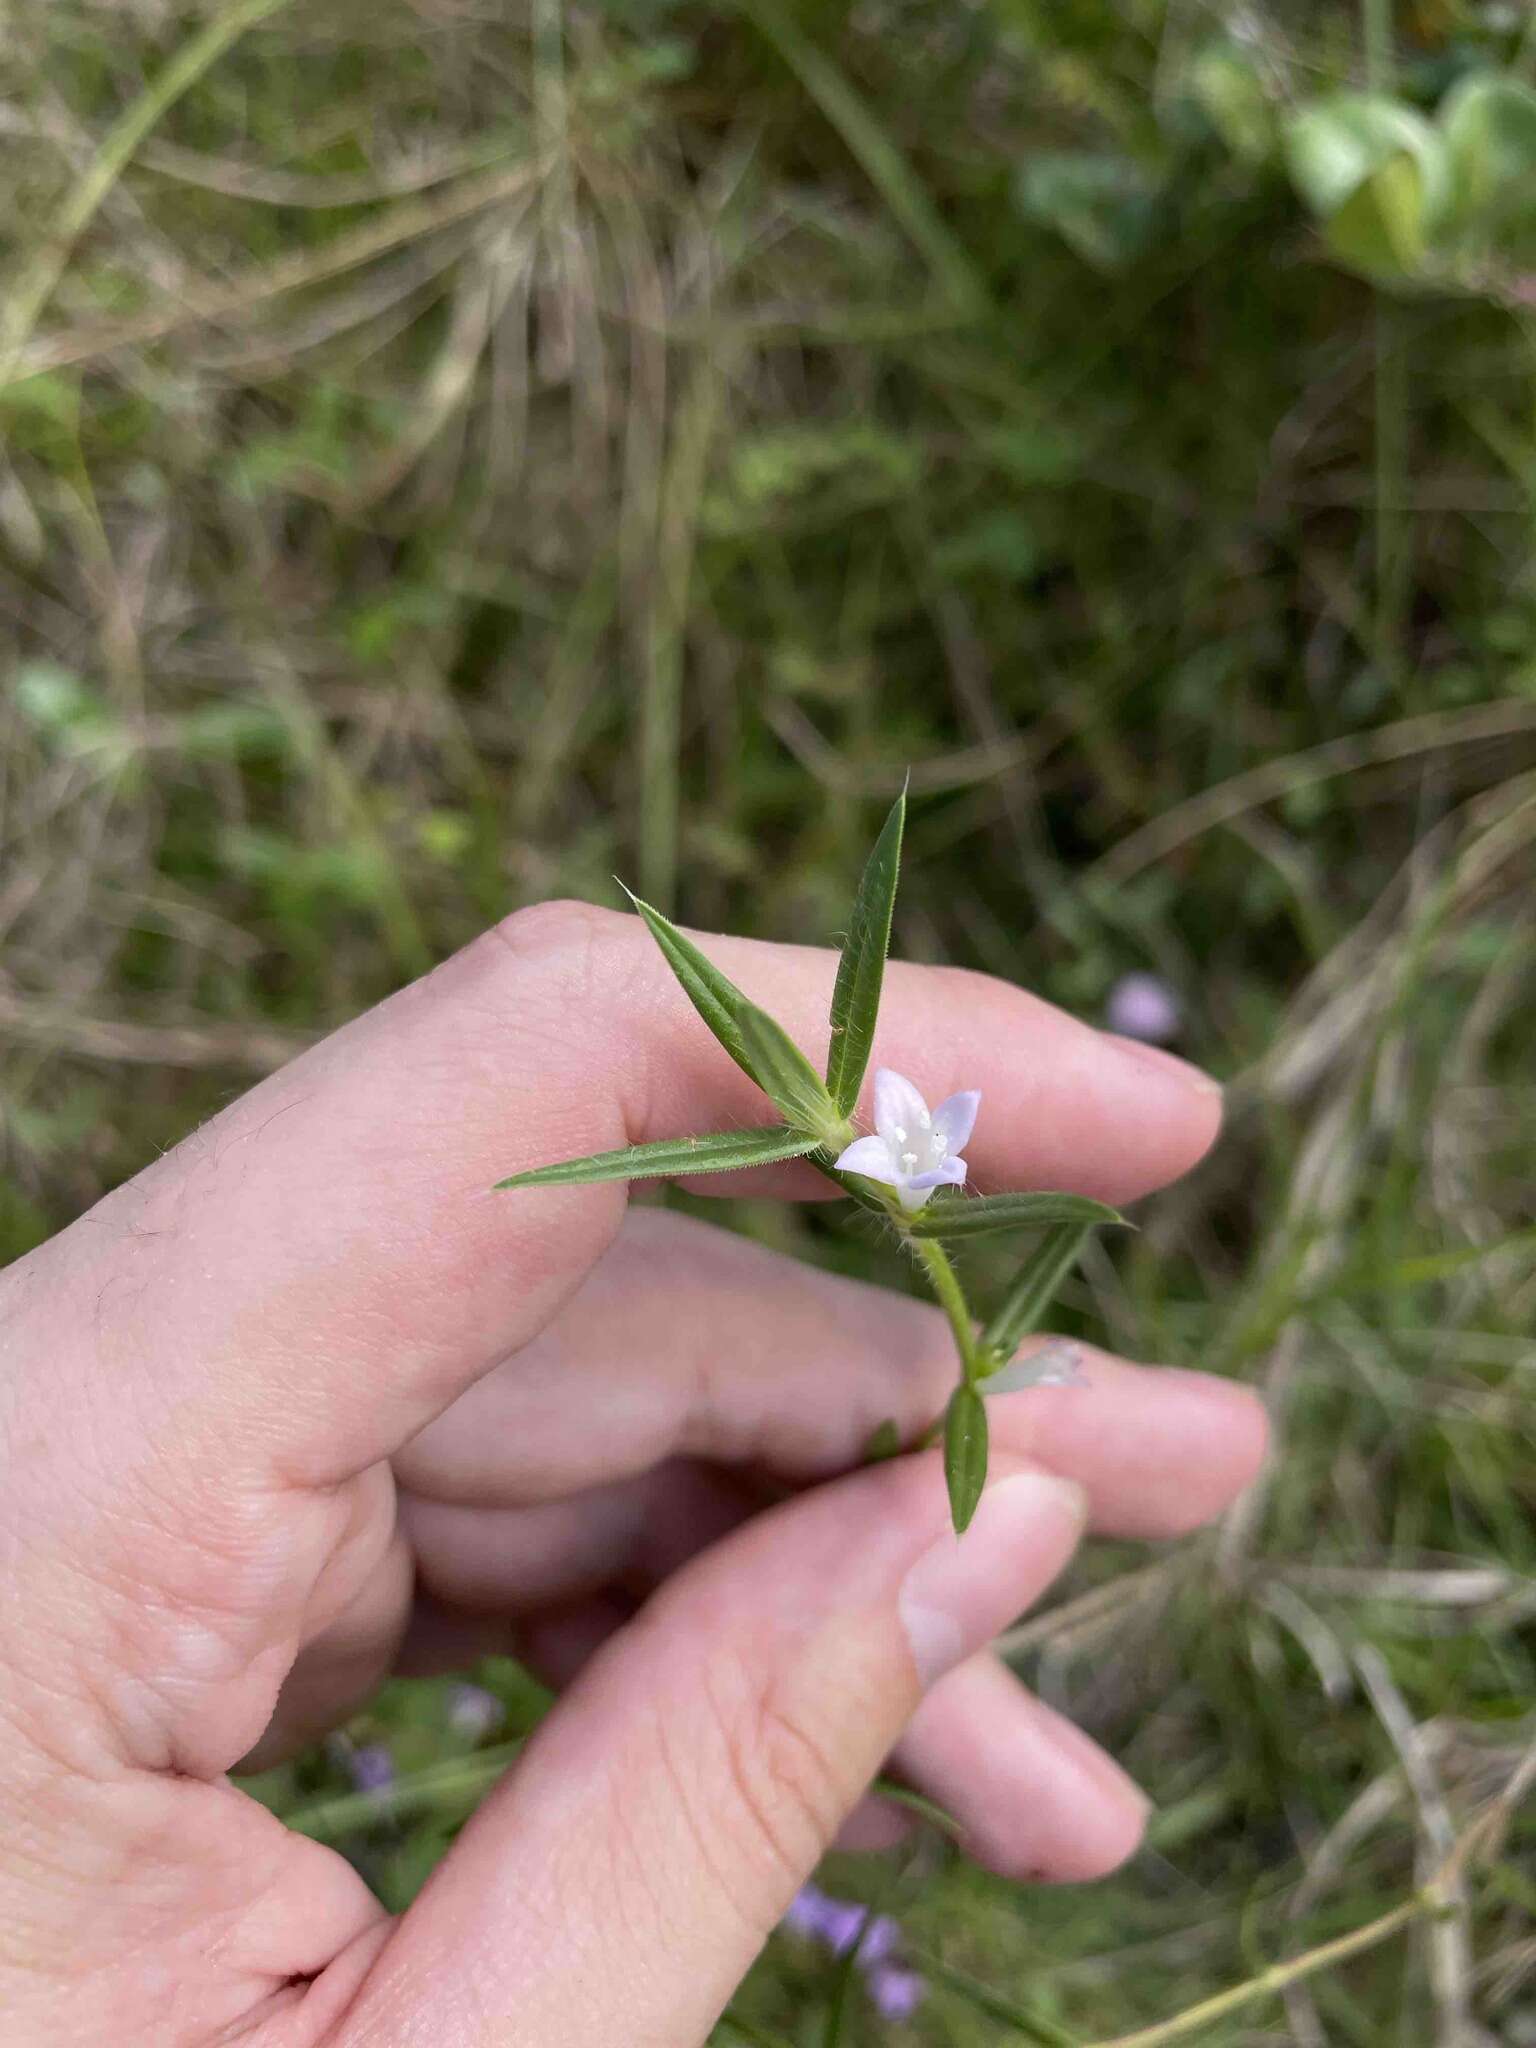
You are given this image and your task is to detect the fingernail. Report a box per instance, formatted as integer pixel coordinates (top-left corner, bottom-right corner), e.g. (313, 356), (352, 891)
(1104, 1034), (1223, 1100)
(898, 1471), (1087, 1688)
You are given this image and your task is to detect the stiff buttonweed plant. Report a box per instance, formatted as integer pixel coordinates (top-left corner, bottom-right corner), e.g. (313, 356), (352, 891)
(497, 788), (1121, 1532)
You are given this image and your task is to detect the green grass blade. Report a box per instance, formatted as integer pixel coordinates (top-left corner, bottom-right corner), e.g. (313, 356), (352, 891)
(908, 1951), (1077, 2044)
(619, 884), (759, 1084)
(0, 0), (297, 376)
(979, 1222), (1096, 1370)
(825, 784), (905, 1115)
(736, 0), (988, 316)
(738, 1003), (843, 1140)
(943, 1382), (989, 1533)
(495, 1126), (818, 1189)
(909, 1190), (1123, 1241)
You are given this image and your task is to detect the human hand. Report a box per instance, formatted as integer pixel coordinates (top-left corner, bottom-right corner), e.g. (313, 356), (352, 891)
(0, 904), (1266, 2046)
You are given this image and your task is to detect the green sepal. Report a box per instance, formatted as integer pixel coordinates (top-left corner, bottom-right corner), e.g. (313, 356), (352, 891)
(825, 784), (905, 1115)
(495, 1125), (819, 1190)
(943, 1382), (989, 1533)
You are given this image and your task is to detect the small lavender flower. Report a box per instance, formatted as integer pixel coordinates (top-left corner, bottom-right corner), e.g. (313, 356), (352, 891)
(347, 1742), (395, 1795)
(1105, 973), (1182, 1046)
(834, 1068), (980, 1212)
(868, 1964), (927, 2022)
(446, 1682), (504, 1742)
(781, 1887), (925, 2020)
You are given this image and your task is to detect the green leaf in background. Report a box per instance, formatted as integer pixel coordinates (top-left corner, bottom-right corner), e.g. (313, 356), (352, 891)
(908, 1190), (1123, 1241)
(495, 1126), (818, 1190)
(1440, 74), (1536, 264)
(620, 885), (759, 1085)
(862, 1418), (903, 1463)
(1284, 94), (1450, 280)
(738, 1003), (845, 1143)
(1188, 42), (1276, 165)
(1014, 151), (1162, 271)
(825, 783), (905, 1115)
(943, 1382), (989, 1534)
(979, 1221), (1097, 1373)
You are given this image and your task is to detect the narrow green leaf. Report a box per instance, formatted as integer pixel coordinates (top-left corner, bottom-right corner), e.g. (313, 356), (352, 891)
(495, 1126), (818, 1190)
(862, 1418), (903, 1463)
(909, 1190), (1123, 1241)
(737, 1003), (843, 1141)
(825, 784), (905, 1115)
(908, 1950), (1077, 2044)
(979, 1222), (1095, 1372)
(618, 884), (759, 1084)
(717, 2017), (797, 2048)
(943, 1382), (989, 1533)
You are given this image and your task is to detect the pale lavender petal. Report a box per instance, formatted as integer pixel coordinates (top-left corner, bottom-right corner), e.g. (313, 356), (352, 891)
(931, 1088), (980, 1152)
(1106, 972), (1181, 1045)
(872, 1067), (931, 1147)
(857, 1914), (901, 1966)
(782, 1883), (838, 1940)
(908, 1155), (967, 1190)
(348, 1742), (395, 1794)
(868, 1964), (926, 2021)
(818, 1898), (870, 1956)
(834, 1134), (899, 1183)
(895, 1180), (935, 1213)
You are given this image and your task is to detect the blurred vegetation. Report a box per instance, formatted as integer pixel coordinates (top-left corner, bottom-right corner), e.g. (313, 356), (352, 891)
(3, 0), (1536, 2041)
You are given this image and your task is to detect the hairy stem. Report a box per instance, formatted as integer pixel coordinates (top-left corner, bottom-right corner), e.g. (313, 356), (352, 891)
(908, 1234), (982, 1382)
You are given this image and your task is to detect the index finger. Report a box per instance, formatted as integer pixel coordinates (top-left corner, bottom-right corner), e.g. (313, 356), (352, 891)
(12, 902), (1220, 1488)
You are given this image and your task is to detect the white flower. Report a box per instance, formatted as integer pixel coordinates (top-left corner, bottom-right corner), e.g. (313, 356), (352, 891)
(833, 1068), (980, 1213)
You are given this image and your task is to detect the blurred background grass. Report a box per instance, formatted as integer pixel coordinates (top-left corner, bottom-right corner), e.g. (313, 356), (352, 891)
(3, 1), (1535, 2041)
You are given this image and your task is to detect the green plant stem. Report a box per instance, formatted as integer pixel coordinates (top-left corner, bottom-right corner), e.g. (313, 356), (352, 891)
(909, 1233), (982, 1381)
(0, 0), (295, 376)
(1081, 1887), (1435, 2048)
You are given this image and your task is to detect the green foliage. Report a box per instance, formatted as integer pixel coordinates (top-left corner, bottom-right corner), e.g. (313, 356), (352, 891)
(942, 1383), (989, 1535)
(619, 889), (763, 1084)
(7, 0), (1536, 2037)
(980, 1225), (1098, 1374)
(909, 1193), (1122, 1242)
(495, 1126), (820, 1188)
(737, 1000), (845, 1141)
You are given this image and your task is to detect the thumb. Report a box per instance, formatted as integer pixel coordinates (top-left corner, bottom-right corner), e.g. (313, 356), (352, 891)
(335, 1453), (1087, 2047)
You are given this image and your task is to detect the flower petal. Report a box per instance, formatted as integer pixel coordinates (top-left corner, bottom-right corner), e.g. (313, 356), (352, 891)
(908, 1155), (967, 1190)
(833, 1134), (899, 1184)
(872, 1068), (931, 1146)
(931, 1088), (981, 1153)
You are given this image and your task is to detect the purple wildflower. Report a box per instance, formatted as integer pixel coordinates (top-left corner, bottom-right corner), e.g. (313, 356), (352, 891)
(348, 1742), (395, 1794)
(1105, 972), (1182, 1046)
(868, 1964), (927, 2022)
(781, 1885), (925, 2019)
(446, 1683), (504, 1741)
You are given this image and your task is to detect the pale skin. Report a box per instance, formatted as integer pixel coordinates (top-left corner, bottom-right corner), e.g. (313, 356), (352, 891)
(0, 902), (1268, 2046)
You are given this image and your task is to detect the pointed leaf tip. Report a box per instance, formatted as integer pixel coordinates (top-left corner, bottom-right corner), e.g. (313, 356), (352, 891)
(619, 885), (759, 1085)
